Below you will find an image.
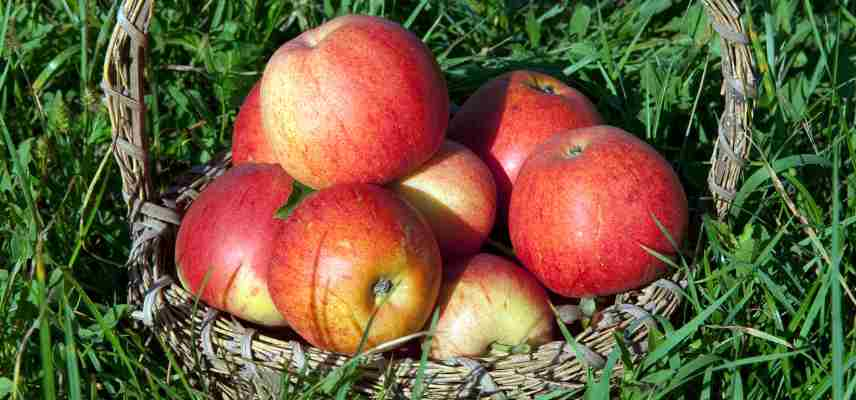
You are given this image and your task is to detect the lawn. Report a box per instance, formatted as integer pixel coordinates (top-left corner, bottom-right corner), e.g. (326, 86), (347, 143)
(1, 0), (854, 399)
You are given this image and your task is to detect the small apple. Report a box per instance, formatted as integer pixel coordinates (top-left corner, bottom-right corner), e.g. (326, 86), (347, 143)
(261, 15), (449, 189)
(268, 183), (442, 354)
(390, 140), (496, 259)
(448, 70), (603, 217)
(430, 254), (555, 359)
(175, 163), (293, 326)
(232, 81), (277, 165)
(509, 126), (689, 297)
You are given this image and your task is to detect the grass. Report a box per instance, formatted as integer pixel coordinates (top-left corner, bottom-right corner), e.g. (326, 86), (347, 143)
(1, 0), (854, 398)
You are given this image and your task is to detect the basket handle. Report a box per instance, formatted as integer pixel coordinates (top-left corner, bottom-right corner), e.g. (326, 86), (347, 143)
(102, 0), (179, 233)
(702, 0), (756, 218)
(102, 0), (755, 232)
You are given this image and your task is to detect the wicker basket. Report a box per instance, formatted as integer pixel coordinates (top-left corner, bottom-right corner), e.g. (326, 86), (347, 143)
(102, 1), (755, 398)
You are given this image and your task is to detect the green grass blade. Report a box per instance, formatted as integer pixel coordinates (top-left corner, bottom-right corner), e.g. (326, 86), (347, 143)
(402, 0), (429, 29)
(33, 47), (80, 94)
(411, 307), (439, 399)
(830, 127), (844, 400)
(642, 284), (739, 369)
(731, 154), (831, 217)
(732, 371), (744, 400)
(709, 350), (804, 372)
(63, 294), (82, 400)
(36, 240), (56, 400)
(586, 346), (619, 399)
(0, 1), (11, 57)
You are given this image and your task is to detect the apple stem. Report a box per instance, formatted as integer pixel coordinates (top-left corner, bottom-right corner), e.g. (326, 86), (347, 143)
(579, 297), (597, 317)
(373, 278), (393, 297)
(565, 145), (583, 158)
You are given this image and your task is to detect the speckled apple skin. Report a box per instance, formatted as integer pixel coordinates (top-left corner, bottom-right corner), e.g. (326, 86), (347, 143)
(448, 70), (603, 218)
(232, 81), (278, 165)
(429, 253), (555, 359)
(267, 183), (442, 354)
(509, 126), (688, 298)
(175, 164), (294, 326)
(261, 15), (449, 189)
(391, 140), (496, 259)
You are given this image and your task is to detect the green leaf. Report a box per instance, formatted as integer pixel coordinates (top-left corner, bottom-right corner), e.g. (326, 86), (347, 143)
(640, 0), (673, 19)
(276, 181), (316, 220)
(569, 5), (591, 37)
(525, 6), (541, 48)
(0, 377), (12, 399)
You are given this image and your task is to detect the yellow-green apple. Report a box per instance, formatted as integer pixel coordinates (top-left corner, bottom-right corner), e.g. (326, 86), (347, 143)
(509, 126), (688, 298)
(175, 163), (293, 326)
(430, 253), (555, 359)
(390, 140), (496, 259)
(261, 15), (449, 189)
(232, 81), (277, 165)
(448, 70), (602, 217)
(267, 183), (442, 353)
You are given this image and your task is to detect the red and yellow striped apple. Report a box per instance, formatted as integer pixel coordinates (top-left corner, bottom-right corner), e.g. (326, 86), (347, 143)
(448, 70), (602, 217)
(175, 164), (293, 326)
(267, 183), (442, 354)
(509, 126), (689, 298)
(430, 254), (555, 359)
(390, 140), (496, 259)
(232, 81), (277, 165)
(261, 15), (449, 189)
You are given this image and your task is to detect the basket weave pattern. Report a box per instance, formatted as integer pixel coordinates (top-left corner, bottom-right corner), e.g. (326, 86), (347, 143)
(102, 1), (754, 398)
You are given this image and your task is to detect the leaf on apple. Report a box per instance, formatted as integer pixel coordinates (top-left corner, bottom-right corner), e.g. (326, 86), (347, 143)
(275, 181), (315, 220)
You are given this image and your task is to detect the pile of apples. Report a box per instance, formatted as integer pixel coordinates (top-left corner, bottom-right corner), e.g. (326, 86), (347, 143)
(175, 15), (688, 359)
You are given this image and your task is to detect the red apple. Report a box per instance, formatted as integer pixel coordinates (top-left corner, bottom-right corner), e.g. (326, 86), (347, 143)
(261, 15), (449, 189)
(448, 70), (603, 217)
(268, 183), (442, 354)
(430, 254), (555, 359)
(509, 126), (688, 298)
(232, 81), (277, 165)
(175, 164), (293, 326)
(390, 140), (496, 259)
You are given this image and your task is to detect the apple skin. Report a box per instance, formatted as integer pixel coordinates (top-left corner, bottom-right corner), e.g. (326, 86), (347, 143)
(509, 126), (688, 298)
(267, 183), (442, 354)
(232, 81), (277, 165)
(430, 253), (555, 359)
(390, 140), (496, 259)
(448, 70), (603, 217)
(261, 15), (449, 189)
(175, 163), (293, 326)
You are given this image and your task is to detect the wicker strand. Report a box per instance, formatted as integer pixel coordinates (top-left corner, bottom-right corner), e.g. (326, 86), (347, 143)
(288, 341), (306, 371)
(559, 342), (606, 369)
(651, 278), (685, 295)
(238, 328), (260, 380)
(451, 357), (503, 399)
(201, 309), (230, 369)
(130, 276), (173, 326)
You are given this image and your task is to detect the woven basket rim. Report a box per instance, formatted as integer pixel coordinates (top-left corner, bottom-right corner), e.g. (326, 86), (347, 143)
(101, 1), (755, 398)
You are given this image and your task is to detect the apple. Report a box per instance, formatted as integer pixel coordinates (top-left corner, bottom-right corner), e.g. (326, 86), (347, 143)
(232, 81), (277, 165)
(447, 70), (603, 217)
(175, 163), (293, 326)
(390, 140), (496, 259)
(509, 126), (689, 298)
(267, 183), (442, 354)
(261, 15), (449, 189)
(430, 253), (555, 359)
